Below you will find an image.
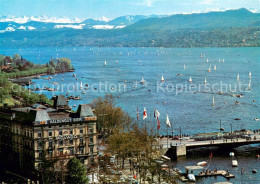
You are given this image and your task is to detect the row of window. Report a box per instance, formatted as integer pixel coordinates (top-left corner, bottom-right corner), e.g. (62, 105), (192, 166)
(37, 137), (93, 147)
(38, 128), (86, 138)
(38, 146), (94, 157)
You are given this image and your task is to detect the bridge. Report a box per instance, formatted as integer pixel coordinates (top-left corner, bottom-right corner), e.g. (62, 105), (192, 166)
(159, 134), (260, 158)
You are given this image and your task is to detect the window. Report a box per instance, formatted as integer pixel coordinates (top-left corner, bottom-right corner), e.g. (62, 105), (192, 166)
(89, 127), (93, 134)
(69, 139), (73, 144)
(48, 150), (53, 157)
(38, 141), (42, 147)
(59, 130), (63, 135)
(59, 140), (63, 146)
(89, 136), (93, 144)
(59, 148), (63, 155)
(80, 129), (83, 134)
(80, 147), (84, 154)
(49, 141), (53, 148)
(48, 131), (52, 137)
(80, 138), (84, 144)
(90, 146), (94, 154)
(38, 132), (42, 138)
(70, 129), (73, 134)
(39, 151), (42, 158)
(70, 148), (74, 155)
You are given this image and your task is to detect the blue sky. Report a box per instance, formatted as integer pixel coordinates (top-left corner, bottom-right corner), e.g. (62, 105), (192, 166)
(0, 0), (259, 19)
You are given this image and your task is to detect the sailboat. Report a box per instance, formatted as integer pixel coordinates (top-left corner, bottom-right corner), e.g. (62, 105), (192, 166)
(219, 119), (224, 131)
(248, 80), (252, 90)
(204, 77), (207, 84)
(161, 75), (165, 82)
(237, 73), (240, 81)
(214, 65), (217, 71)
(184, 64), (186, 70)
(80, 81), (83, 89)
(212, 96), (215, 106)
(207, 65), (211, 72)
(104, 60), (107, 66)
(140, 76), (146, 84)
(222, 59), (225, 63)
(189, 76), (192, 83)
(116, 60), (118, 64)
(249, 72), (252, 79)
(206, 58), (209, 63)
(219, 59), (221, 63)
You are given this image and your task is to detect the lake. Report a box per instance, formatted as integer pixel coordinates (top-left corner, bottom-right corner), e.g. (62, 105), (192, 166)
(1, 46), (260, 183)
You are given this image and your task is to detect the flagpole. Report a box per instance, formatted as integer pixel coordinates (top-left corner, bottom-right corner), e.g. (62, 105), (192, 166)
(167, 124), (169, 148)
(149, 112), (152, 135)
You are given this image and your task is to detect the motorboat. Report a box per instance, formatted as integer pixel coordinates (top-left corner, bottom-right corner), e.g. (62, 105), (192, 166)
(254, 118), (260, 121)
(188, 174), (196, 182)
(196, 161), (207, 166)
(232, 160), (238, 167)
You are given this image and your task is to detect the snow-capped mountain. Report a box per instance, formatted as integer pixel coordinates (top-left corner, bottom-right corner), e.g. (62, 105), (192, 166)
(0, 15), (84, 23)
(0, 15), (165, 33)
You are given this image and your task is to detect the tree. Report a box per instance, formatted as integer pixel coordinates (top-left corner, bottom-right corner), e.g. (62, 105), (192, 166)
(66, 157), (88, 184)
(91, 94), (133, 137)
(14, 54), (20, 59)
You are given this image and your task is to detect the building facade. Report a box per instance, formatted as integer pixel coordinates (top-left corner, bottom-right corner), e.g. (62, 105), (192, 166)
(0, 95), (98, 178)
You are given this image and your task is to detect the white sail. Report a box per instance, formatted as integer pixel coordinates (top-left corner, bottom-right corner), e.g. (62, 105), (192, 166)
(204, 77), (207, 84)
(116, 60), (118, 64)
(189, 76), (192, 83)
(214, 65), (217, 70)
(206, 58), (209, 63)
(140, 76), (146, 84)
(248, 80), (251, 90)
(166, 113), (171, 127)
(104, 60), (107, 66)
(222, 59), (225, 63)
(208, 65), (211, 72)
(212, 96), (215, 106)
(80, 81), (83, 89)
(184, 64), (186, 70)
(249, 72), (252, 79)
(237, 73), (240, 81)
(161, 75), (165, 82)
(219, 59), (221, 63)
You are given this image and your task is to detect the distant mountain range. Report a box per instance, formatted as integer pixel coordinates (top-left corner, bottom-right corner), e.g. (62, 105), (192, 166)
(126, 8), (260, 30)
(1, 8), (260, 47)
(0, 15), (166, 33)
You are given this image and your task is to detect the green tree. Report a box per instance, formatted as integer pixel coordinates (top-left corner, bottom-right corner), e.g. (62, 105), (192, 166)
(14, 54), (20, 59)
(91, 94), (133, 137)
(66, 157), (88, 184)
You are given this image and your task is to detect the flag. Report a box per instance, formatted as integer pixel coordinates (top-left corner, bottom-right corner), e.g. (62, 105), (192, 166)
(157, 117), (160, 130)
(154, 109), (160, 130)
(155, 109), (160, 118)
(137, 106), (139, 121)
(143, 108), (147, 120)
(166, 113), (171, 127)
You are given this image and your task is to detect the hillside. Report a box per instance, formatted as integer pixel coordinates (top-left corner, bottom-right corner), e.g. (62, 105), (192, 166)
(1, 9), (260, 48)
(126, 8), (260, 31)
